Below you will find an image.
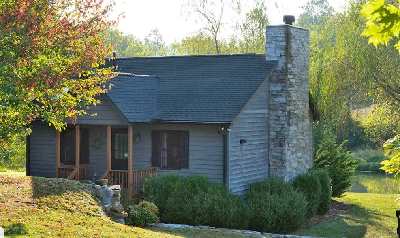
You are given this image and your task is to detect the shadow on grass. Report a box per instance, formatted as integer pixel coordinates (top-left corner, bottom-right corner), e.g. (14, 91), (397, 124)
(4, 223), (28, 236)
(300, 198), (397, 238)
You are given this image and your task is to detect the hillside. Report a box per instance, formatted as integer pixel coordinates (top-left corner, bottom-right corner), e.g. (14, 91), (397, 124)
(0, 174), (176, 237)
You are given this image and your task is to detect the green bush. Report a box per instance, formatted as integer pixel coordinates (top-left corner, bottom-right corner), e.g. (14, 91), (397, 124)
(143, 175), (182, 214)
(126, 201), (159, 227)
(314, 136), (358, 197)
(311, 169), (332, 214)
(292, 171), (321, 217)
(246, 178), (307, 233)
(138, 200), (159, 216)
(143, 175), (248, 229)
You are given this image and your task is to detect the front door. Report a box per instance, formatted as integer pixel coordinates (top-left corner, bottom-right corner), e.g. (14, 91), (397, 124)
(111, 128), (128, 170)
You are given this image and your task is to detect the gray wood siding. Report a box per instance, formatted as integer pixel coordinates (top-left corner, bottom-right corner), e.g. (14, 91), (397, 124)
(76, 95), (128, 125)
(28, 123), (224, 183)
(30, 122), (56, 177)
(228, 79), (269, 194)
(133, 124), (224, 183)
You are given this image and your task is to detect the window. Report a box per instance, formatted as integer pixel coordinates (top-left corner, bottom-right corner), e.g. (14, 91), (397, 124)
(112, 128), (128, 170)
(60, 127), (89, 165)
(152, 130), (189, 170)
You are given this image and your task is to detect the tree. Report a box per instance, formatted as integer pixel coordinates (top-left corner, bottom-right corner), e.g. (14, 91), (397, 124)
(238, 0), (269, 53)
(144, 29), (168, 56)
(185, 0), (225, 53)
(171, 33), (217, 55)
(105, 29), (149, 57)
(297, 0), (334, 28)
(0, 0), (114, 144)
(361, 0), (400, 52)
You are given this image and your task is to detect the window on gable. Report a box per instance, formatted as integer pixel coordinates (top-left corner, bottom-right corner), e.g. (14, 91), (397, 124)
(152, 130), (189, 170)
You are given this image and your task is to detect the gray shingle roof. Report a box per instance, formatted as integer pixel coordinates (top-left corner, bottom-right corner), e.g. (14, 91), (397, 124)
(107, 54), (277, 123)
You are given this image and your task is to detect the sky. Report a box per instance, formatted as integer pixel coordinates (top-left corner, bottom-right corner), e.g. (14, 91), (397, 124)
(113, 0), (348, 44)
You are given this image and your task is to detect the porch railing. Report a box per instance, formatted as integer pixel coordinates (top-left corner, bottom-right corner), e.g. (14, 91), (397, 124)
(106, 167), (158, 195)
(57, 165), (88, 180)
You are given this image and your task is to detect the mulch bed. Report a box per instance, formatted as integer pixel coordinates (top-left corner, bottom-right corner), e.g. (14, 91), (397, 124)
(308, 200), (350, 226)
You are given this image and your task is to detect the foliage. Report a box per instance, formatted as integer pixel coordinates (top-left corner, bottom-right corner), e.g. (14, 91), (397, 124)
(171, 33), (219, 55)
(0, 133), (25, 171)
(143, 175), (183, 215)
(314, 136), (358, 197)
(302, 0), (400, 147)
(358, 105), (400, 146)
(292, 171), (322, 217)
(312, 169), (332, 214)
(381, 135), (400, 176)
(126, 202), (159, 227)
(238, 0), (268, 53)
(0, 0), (115, 144)
(246, 178), (307, 233)
(353, 149), (386, 172)
(361, 0), (400, 52)
(143, 175), (248, 229)
(297, 0), (334, 28)
(138, 200), (159, 217)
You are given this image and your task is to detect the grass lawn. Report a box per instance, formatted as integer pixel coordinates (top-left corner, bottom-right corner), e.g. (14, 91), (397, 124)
(0, 174), (247, 238)
(297, 173), (399, 238)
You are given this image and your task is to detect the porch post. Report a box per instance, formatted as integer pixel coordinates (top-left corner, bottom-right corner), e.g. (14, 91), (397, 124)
(75, 125), (80, 180)
(106, 126), (112, 175)
(128, 125), (133, 196)
(56, 131), (61, 177)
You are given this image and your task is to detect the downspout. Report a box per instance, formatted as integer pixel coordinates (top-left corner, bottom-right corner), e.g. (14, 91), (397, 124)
(26, 135), (31, 176)
(223, 127), (230, 190)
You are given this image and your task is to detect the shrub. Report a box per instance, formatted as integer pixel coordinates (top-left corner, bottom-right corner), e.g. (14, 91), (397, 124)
(126, 201), (159, 227)
(292, 171), (321, 217)
(143, 175), (248, 229)
(311, 169), (332, 215)
(138, 200), (159, 216)
(314, 136), (358, 197)
(246, 178), (307, 233)
(195, 185), (249, 229)
(143, 175), (182, 214)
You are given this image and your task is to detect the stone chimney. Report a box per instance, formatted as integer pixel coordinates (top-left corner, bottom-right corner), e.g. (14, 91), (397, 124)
(266, 16), (313, 180)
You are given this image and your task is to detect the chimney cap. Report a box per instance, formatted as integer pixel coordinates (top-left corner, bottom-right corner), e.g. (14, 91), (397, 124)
(283, 15), (295, 25)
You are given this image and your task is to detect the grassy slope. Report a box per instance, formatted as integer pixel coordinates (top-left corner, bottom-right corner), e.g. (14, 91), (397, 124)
(0, 174), (245, 238)
(297, 174), (399, 238)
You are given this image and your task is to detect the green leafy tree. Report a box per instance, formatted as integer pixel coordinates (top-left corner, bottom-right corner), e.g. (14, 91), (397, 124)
(362, 0), (400, 51)
(0, 0), (114, 144)
(238, 0), (269, 53)
(171, 33), (217, 55)
(105, 29), (149, 57)
(382, 135), (400, 176)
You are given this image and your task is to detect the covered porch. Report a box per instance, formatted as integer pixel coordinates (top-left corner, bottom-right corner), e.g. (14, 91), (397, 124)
(55, 125), (158, 195)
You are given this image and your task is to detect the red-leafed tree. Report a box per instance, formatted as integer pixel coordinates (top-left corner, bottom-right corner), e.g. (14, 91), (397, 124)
(0, 0), (115, 143)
